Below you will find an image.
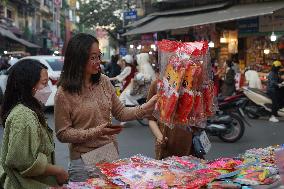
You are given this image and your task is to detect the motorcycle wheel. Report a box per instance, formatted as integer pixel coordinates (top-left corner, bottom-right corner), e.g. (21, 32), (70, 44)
(218, 113), (245, 143)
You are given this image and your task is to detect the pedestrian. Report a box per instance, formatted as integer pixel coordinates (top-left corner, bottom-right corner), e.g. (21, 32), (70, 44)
(104, 54), (121, 78)
(0, 56), (10, 71)
(109, 55), (136, 91)
(119, 53), (156, 106)
(244, 66), (262, 89)
(54, 33), (158, 182)
(267, 60), (283, 122)
(147, 80), (196, 160)
(0, 59), (68, 189)
(211, 58), (222, 96)
(221, 60), (236, 96)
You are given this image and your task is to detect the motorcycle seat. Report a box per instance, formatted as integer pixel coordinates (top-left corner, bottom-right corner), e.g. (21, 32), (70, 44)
(249, 88), (270, 98)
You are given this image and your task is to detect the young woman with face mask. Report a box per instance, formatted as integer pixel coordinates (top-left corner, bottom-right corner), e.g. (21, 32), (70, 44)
(0, 60), (68, 189)
(54, 33), (158, 181)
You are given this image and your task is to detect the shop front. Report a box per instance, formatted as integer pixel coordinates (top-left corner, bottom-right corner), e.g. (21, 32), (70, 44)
(237, 10), (284, 84)
(0, 26), (40, 56)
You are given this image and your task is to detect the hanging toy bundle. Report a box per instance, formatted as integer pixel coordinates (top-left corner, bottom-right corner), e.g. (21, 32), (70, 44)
(153, 40), (216, 129)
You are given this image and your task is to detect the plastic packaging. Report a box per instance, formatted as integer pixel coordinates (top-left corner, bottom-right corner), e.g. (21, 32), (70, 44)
(153, 39), (216, 128)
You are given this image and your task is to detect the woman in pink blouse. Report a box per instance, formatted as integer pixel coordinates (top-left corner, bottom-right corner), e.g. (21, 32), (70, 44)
(54, 33), (157, 181)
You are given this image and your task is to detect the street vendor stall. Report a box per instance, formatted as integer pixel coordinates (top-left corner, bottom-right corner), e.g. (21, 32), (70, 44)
(51, 145), (284, 189)
(49, 40), (284, 189)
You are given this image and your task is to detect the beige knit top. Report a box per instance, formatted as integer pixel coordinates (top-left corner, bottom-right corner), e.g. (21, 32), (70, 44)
(54, 75), (146, 160)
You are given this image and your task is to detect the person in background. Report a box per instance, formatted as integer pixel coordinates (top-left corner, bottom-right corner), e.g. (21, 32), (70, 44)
(267, 60), (283, 123)
(244, 66), (262, 89)
(54, 33), (158, 182)
(232, 55), (240, 74)
(0, 56), (10, 71)
(0, 60), (68, 189)
(110, 55), (136, 91)
(105, 54), (121, 79)
(119, 53), (156, 106)
(211, 58), (222, 96)
(221, 60), (236, 96)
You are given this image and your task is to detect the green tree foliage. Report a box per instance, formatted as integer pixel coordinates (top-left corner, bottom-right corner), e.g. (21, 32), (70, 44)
(78, 0), (123, 31)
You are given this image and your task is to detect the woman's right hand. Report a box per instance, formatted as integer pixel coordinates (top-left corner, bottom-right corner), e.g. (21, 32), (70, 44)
(101, 125), (123, 136)
(55, 167), (69, 185)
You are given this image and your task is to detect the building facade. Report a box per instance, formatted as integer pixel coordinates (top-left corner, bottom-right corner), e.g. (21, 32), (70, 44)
(0, 0), (78, 55)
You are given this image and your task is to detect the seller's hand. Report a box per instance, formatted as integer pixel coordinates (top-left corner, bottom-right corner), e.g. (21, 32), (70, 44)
(101, 125), (123, 136)
(157, 136), (168, 145)
(142, 94), (158, 114)
(55, 167), (69, 185)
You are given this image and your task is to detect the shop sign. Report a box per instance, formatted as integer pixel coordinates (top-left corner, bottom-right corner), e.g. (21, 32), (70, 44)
(141, 34), (154, 45)
(54, 0), (62, 7)
(259, 11), (284, 32)
(119, 47), (127, 56)
(68, 0), (76, 8)
(141, 34), (153, 41)
(124, 10), (137, 20)
(171, 28), (189, 35)
(238, 17), (259, 34)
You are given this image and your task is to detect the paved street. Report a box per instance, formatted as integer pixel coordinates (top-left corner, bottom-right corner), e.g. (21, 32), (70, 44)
(1, 110), (284, 170)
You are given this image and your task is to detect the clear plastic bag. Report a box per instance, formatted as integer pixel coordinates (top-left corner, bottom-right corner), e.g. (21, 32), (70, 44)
(153, 40), (216, 128)
(153, 54), (185, 126)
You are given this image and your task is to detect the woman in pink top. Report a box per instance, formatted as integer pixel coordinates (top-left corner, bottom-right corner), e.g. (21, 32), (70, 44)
(54, 33), (157, 181)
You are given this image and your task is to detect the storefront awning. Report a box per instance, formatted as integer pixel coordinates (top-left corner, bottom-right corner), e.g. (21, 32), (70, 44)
(126, 2), (229, 28)
(123, 1), (284, 36)
(0, 27), (40, 48)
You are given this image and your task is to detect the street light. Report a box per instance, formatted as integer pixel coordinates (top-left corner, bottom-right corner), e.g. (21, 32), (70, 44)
(150, 44), (156, 51)
(270, 32), (277, 42)
(220, 37), (227, 43)
(264, 49), (270, 55)
(130, 44), (134, 49)
(137, 45), (142, 50)
(4, 51), (7, 54)
(208, 41), (215, 48)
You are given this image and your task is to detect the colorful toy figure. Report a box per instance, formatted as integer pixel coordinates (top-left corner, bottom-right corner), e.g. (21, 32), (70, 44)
(203, 82), (215, 116)
(174, 63), (197, 124)
(192, 64), (203, 90)
(190, 91), (205, 126)
(155, 55), (185, 124)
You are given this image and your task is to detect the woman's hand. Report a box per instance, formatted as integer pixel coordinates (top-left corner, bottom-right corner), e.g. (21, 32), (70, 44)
(142, 94), (158, 114)
(55, 167), (69, 185)
(101, 125), (123, 136)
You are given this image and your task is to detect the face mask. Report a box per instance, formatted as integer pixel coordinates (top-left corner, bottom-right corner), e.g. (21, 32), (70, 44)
(34, 85), (52, 105)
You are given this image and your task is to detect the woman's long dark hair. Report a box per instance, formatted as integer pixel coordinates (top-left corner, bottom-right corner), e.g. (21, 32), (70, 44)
(1, 60), (48, 127)
(58, 33), (100, 94)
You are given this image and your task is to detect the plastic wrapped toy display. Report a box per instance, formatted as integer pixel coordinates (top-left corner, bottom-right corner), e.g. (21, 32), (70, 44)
(153, 39), (216, 128)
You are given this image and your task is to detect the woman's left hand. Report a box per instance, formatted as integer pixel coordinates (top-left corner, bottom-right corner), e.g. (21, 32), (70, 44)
(142, 94), (158, 114)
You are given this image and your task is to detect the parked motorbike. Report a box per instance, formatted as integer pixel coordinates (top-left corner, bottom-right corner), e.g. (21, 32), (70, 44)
(242, 85), (284, 119)
(204, 92), (251, 143)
